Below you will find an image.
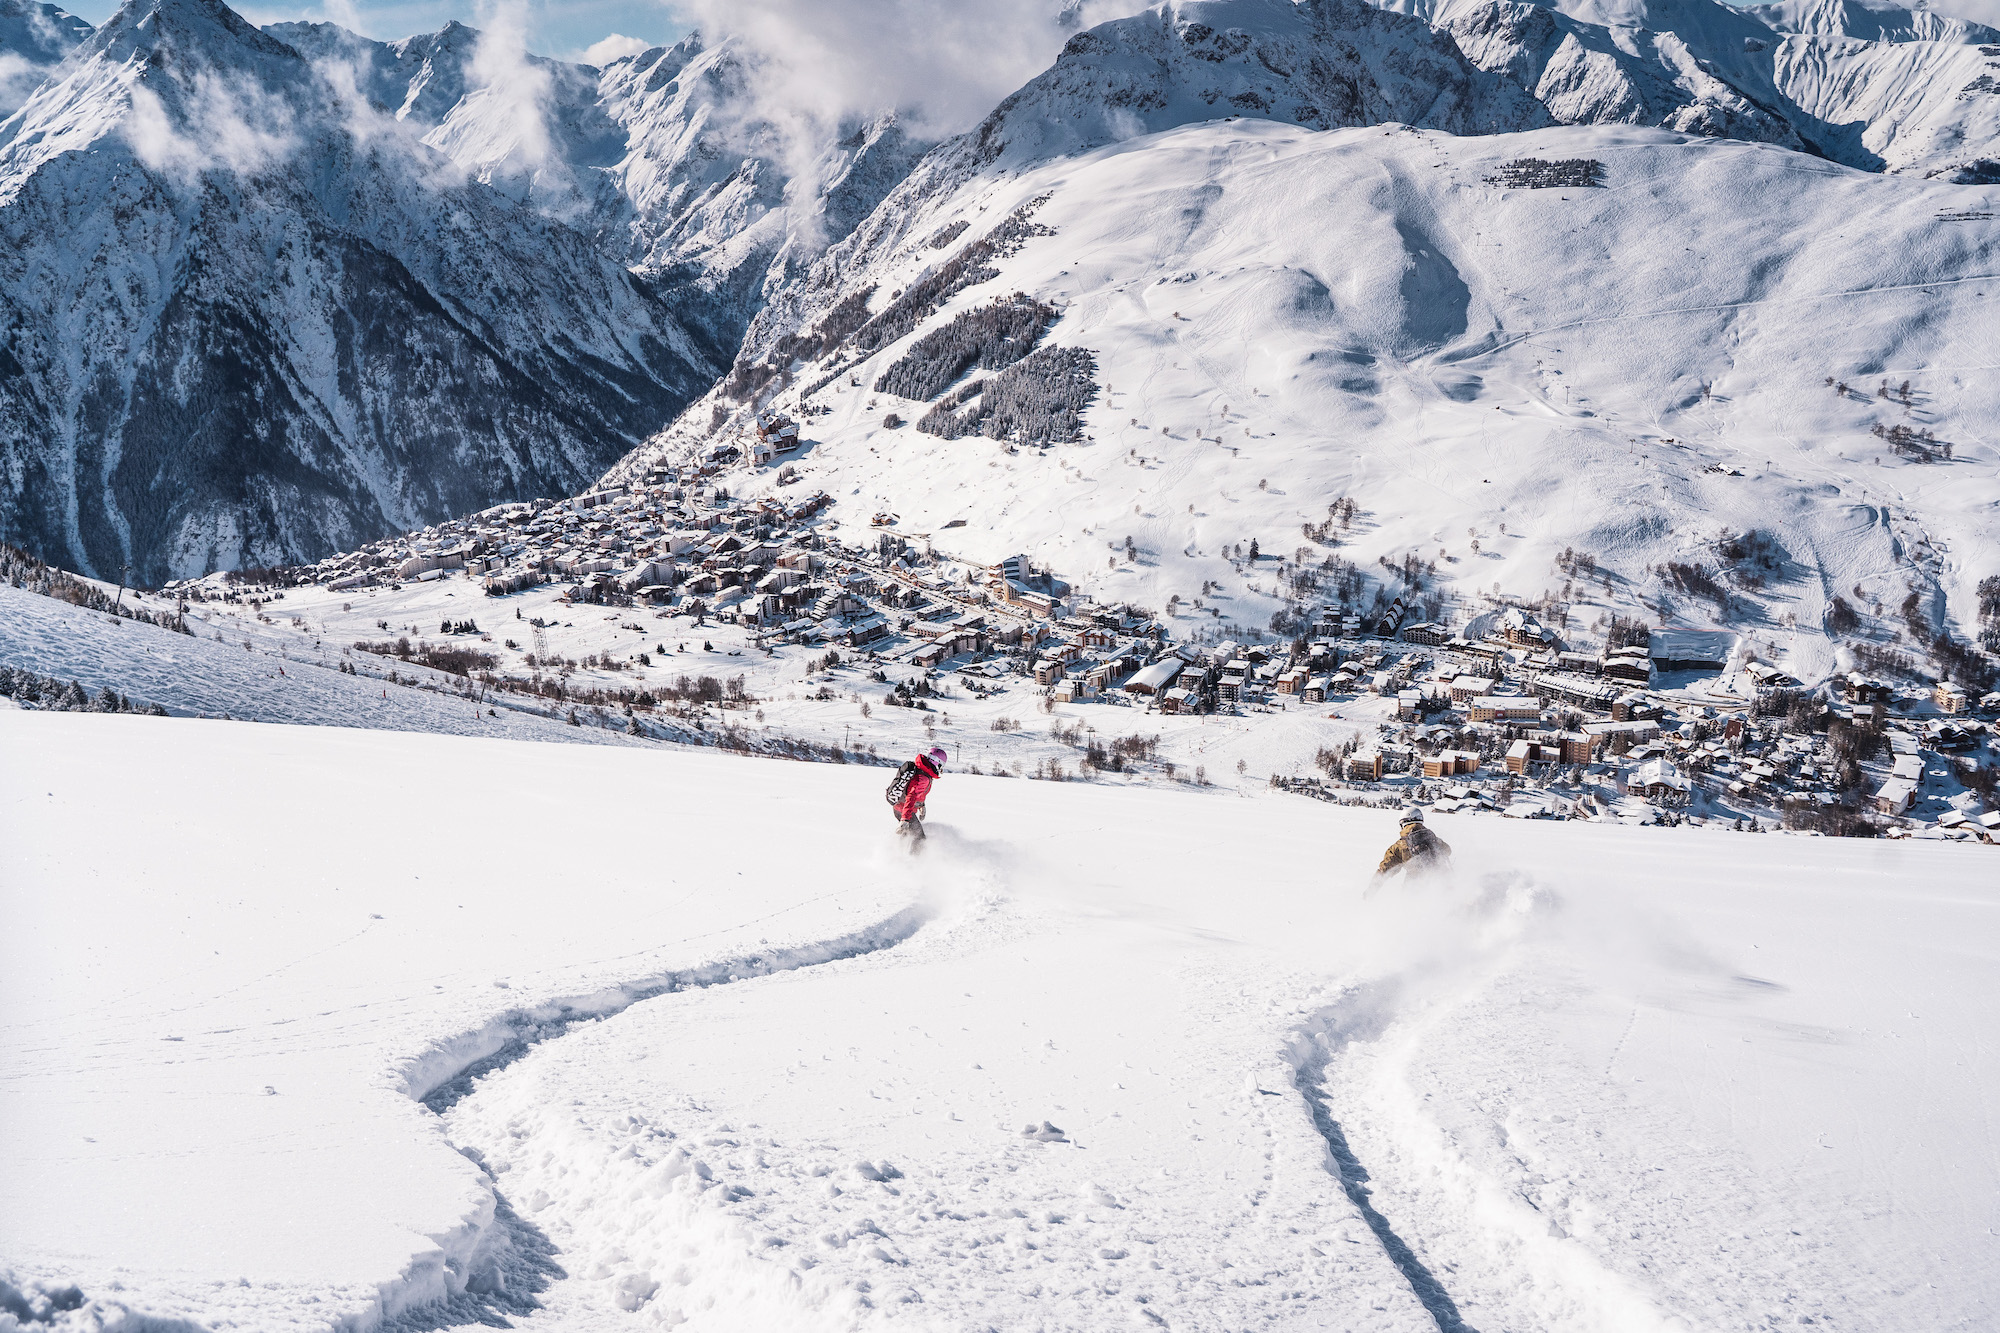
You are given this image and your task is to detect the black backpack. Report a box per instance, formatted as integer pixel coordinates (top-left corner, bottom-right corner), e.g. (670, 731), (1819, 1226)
(885, 761), (918, 807)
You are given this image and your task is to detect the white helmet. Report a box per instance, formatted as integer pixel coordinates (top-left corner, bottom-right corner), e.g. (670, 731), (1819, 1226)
(1400, 805), (1426, 824)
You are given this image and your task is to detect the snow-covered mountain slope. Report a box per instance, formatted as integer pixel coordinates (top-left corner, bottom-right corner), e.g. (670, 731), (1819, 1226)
(270, 17), (626, 216)
(940, 0), (1544, 176)
(629, 117), (2000, 686)
(729, 0), (1552, 374)
(1744, 0), (2000, 42)
(265, 22), (934, 359)
(0, 0), (88, 115)
(0, 581), (663, 745)
(0, 0), (717, 586)
(5, 710), (1996, 1330)
(267, 18), (491, 126)
(1368, 0), (2000, 178)
(1433, 0), (1811, 148)
(597, 36), (934, 352)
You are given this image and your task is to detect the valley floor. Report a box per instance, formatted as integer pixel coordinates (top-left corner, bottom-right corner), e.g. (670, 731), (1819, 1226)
(3, 711), (1995, 1331)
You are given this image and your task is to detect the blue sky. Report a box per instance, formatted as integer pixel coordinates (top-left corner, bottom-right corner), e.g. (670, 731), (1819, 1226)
(65, 0), (689, 61)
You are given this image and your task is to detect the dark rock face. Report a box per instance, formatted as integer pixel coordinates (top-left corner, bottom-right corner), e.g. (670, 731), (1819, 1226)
(0, 0), (717, 583)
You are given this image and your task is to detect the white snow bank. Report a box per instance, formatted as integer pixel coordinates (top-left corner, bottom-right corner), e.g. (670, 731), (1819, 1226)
(0, 712), (921, 1332)
(4, 709), (1997, 1331)
(438, 806), (2000, 1331)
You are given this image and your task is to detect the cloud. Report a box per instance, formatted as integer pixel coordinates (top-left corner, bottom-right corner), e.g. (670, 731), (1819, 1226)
(123, 73), (301, 180)
(0, 52), (52, 119)
(667, 0), (1130, 140)
(460, 0), (557, 169)
(581, 32), (651, 66)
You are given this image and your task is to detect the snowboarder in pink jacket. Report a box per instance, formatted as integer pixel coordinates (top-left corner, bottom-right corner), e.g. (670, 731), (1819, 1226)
(886, 747), (945, 839)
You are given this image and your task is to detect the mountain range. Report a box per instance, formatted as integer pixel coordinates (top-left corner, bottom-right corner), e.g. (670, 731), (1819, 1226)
(2, 0), (1999, 654)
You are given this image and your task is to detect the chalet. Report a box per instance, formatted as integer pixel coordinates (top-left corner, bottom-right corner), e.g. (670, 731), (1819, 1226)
(1217, 660), (1252, 703)
(1275, 668), (1307, 696)
(1499, 607), (1555, 649)
(754, 411), (802, 454)
(1628, 757), (1690, 800)
(1602, 650), (1653, 687)
(1931, 723), (1977, 753)
(1422, 750), (1480, 779)
(1396, 688), (1423, 721)
(1159, 687), (1196, 714)
(1505, 739), (1553, 774)
(1555, 651), (1600, 676)
(1302, 674), (1330, 703)
(1842, 673), (1893, 705)
(1743, 661), (1801, 689)
(1034, 658), (1066, 686)
(1007, 585), (1060, 618)
(1612, 694), (1663, 723)
(1469, 696), (1541, 723)
(1449, 675), (1495, 703)
(1126, 658), (1184, 696)
(928, 626), (984, 656)
(1935, 679), (1969, 715)
(1346, 750), (1385, 781)
(1534, 672), (1620, 712)
(1585, 719), (1661, 750)
(1874, 776), (1917, 815)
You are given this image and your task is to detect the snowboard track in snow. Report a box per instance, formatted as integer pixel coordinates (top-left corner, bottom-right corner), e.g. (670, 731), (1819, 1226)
(1288, 985), (1481, 1333)
(373, 1185), (566, 1333)
(411, 903), (931, 1114)
(380, 901), (931, 1331)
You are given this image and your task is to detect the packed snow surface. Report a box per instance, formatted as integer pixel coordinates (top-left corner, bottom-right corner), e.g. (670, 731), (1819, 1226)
(3, 710), (1996, 1330)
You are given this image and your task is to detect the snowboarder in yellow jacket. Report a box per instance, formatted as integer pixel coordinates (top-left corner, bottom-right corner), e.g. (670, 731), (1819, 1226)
(1376, 806), (1451, 877)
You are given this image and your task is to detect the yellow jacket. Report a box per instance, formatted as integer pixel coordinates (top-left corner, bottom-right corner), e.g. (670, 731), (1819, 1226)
(1377, 823), (1451, 876)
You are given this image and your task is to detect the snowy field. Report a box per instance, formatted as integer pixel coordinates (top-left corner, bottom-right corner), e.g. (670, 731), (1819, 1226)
(0, 583), (650, 749)
(4, 709), (1996, 1331)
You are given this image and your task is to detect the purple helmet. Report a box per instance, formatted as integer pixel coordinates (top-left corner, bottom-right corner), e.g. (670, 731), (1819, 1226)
(927, 746), (948, 770)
